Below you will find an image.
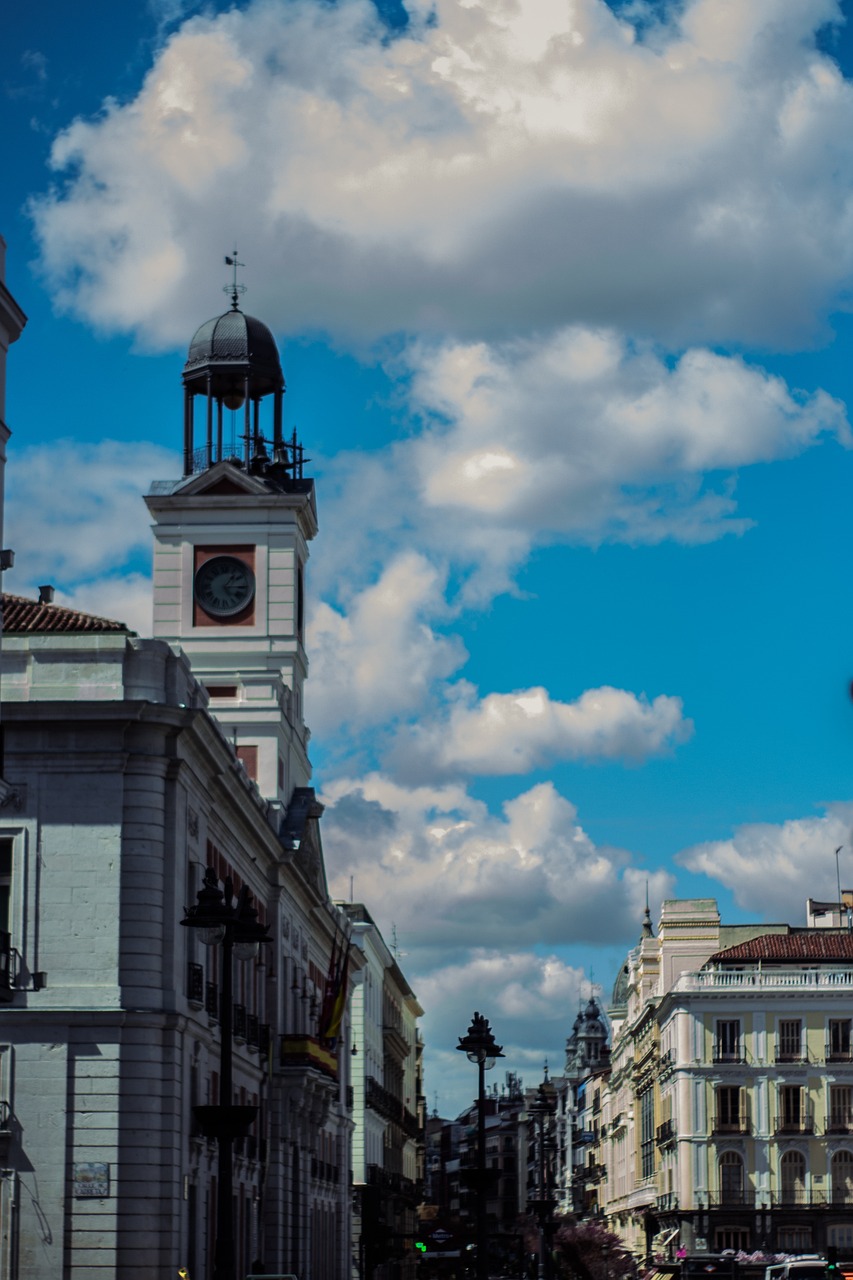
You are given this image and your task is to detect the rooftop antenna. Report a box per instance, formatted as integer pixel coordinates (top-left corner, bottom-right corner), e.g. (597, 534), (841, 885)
(391, 924), (408, 961)
(836, 846), (844, 923)
(224, 248), (246, 311)
(349, 875), (354, 904)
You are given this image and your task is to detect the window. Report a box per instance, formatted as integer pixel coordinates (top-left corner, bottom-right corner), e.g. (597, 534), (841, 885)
(715, 1227), (749, 1251)
(719, 1151), (745, 1204)
(0, 839), (11, 934)
(830, 1086), (853, 1134)
(716, 1086), (744, 1132)
(829, 1020), (852, 1062)
(236, 745), (258, 781)
(832, 1151), (853, 1204)
(778, 1226), (813, 1252)
(779, 1084), (804, 1132)
(778, 1019), (803, 1061)
(828, 1224), (853, 1248)
(640, 1087), (655, 1180)
(779, 1150), (807, 1204)
(716, 1020), (742, 1062)
(0, 839), (13, 1002)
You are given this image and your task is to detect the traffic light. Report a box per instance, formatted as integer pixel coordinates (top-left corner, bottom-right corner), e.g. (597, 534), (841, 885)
(416, 1241), (428, 1253)
(827, 1246), (839, 1277)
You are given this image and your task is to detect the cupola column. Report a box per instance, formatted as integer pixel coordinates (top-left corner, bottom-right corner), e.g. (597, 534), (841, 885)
(183, 387), (193, 476)
(206, 371), (214, 469)
(274, 388), (283, 447)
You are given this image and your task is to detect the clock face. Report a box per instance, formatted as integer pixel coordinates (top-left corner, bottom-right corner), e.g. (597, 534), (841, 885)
(194, 555), (255, 618)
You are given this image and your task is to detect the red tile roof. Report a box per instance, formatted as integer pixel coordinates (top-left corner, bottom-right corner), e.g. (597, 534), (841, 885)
(1, 593), (132, 635)
(709, 932), (853, 964)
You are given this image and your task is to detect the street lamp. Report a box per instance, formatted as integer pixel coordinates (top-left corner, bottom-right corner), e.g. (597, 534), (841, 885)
(527, 1084), (556, 1280)
(457, 1012), (504, 1280)
(182, 866), (270, 1280)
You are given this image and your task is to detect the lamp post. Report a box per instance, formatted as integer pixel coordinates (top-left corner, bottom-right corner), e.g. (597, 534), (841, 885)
(457, 1012), (504, 1280)
(527, 1084), (556, 1280)
(182, 866), (270, 1280)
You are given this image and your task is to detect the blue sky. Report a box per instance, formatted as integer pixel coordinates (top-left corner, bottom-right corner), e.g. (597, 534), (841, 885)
(4, 0), (853, 1112)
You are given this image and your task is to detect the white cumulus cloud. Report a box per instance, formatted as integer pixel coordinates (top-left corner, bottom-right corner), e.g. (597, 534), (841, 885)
(29, 0), (853, 349)
(4, 439), (178, 604)
(390, 683), (693, 780)
(322, 772), (675, 951)
(678, 803), (853, 919)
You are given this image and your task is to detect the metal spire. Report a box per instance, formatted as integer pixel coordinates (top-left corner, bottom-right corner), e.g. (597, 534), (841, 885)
(223, 249), (246, 310)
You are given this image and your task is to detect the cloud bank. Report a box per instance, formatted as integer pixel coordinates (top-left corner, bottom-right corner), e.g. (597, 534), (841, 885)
(31, 0), (853, 349)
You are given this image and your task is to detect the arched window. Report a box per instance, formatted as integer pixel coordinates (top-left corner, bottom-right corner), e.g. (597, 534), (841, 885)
(832, 1150), (853, 1204)
(719, 1151), (744, 1204)
(780, 1150), (806, 1204)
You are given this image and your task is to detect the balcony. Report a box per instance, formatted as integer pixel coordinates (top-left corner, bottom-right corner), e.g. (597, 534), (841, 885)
(247, 1014), (260, 1049)
(827, 1045), (853, 1064)
(366, 1075), (405, 1125)
(773, 1112), (816, 1135)
(708, 1189), (756, 1207)
(675, 966), (853, 993)
(775, 1045), (809, 1065)
(712, 1046), (746, 1064)
(279, 1034), (338, 1082)
(656, 1120), (675, 1146)
(711, 1115), (750, 1135)
(827, 1119), (853, 1135)
(233, 1003), (247, 1042)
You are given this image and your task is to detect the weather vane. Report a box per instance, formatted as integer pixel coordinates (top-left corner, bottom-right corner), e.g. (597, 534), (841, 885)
(223, 248), (246, 310)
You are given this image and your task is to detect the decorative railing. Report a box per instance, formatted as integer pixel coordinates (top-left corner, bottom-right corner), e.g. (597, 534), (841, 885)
(711, 1115), (751, 1134)
(675, 967), (853, 992)
(366, 1074), (406, 1125)
(656, 1120), (675, 1145)
(775, 1043), (810, 1064)
(708, 1189), (756, 1206)
(712, 1046), (746, 1063)
(773, 1112), (816, 1135)
(246, 1014), (259, 1049)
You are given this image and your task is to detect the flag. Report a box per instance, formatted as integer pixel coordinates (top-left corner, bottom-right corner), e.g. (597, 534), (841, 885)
(225, 255), (234, 265)
(319, 927), (350, 1046)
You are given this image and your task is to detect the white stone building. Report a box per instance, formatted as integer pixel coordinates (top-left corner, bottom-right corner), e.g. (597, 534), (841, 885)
(345, 904), (423, 1280)
(0, 292), (358, 1279)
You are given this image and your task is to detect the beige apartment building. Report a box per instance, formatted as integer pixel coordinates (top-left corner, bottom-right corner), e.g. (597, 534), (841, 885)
(603, 898), (853, 1259)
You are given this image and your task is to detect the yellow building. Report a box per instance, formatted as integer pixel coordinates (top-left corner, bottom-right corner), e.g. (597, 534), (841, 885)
(602, 899), (853, 1259)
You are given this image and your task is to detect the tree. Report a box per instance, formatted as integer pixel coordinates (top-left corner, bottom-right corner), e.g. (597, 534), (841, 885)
(551, 1219), (638, 1280)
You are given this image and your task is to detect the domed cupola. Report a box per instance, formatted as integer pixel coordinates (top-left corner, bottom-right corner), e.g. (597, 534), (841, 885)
(181, 254), (295, 478)
(184, 310), (283, 398)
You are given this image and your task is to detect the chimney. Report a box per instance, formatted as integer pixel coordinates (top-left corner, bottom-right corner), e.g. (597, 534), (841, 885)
(37, 585), (55, 605)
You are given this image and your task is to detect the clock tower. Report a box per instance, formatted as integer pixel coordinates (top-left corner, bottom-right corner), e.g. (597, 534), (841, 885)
(146, 290), (317, 805)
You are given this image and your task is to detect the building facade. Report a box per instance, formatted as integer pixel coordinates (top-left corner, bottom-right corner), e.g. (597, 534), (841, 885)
(346, 904), (424, 1280)
(0, 292), (359, 1278)
(602, 898), (853, 1260)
